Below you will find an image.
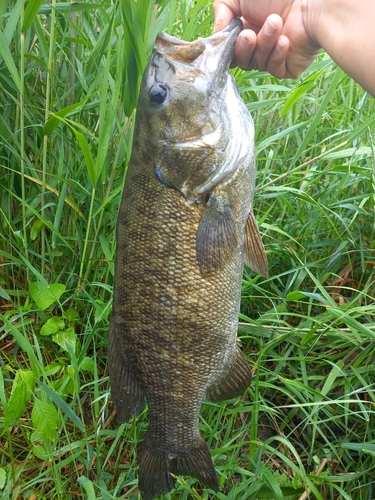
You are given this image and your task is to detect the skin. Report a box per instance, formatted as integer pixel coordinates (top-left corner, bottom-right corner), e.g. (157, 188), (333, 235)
(213, 0), (375, 97)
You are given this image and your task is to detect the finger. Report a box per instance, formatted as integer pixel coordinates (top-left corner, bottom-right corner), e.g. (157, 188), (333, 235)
(251, 14), (283, 71)
(213, 1), (237, 32)
(265, 35), (289, 79)
(233, 29), (257, 70)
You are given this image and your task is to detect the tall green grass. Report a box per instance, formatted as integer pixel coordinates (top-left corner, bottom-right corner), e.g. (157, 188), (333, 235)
(1, 1), (374, 499)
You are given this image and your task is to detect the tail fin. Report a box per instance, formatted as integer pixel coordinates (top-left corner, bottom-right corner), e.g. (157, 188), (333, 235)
(139, 439), (219, 500)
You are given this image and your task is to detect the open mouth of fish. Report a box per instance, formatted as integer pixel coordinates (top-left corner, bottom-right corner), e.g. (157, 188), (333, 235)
(155, 18), (242, 79)
(152, 19), (248, 199)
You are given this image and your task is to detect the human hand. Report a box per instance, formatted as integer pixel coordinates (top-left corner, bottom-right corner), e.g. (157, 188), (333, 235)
(213, 0), (321, 79)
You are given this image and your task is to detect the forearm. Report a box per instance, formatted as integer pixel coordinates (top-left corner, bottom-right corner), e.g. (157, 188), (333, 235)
(304, 0), (375, 96)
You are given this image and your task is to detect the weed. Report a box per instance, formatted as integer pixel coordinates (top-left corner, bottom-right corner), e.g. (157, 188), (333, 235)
(1, 1), (374, 499)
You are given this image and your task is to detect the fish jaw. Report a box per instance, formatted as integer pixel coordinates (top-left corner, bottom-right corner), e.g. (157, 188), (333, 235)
(155, 18), (242, 95)
(136, 18), (254, 201)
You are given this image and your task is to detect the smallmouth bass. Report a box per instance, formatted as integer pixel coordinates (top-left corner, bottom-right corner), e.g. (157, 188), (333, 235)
(109, 18), (268, 500)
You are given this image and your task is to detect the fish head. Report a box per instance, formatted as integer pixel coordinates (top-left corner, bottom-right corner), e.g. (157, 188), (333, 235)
(137, 19), (254, 200)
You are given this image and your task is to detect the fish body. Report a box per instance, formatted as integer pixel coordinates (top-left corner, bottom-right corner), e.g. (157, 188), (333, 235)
(109, 19), (268, 500)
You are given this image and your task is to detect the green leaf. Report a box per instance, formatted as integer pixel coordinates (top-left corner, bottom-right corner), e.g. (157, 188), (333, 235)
(0, 287), (10, 300)
(30, 218), (44, 241)
(341, 442), (375, 456)
(77, 475), (97, 500)
(31, 398), (58, 440)
(38, 2), (105, 15)
(94, 299), (110, 323)
(0, 29), (21, 91)
(279, 64), (332, 116)
(67, 364), (75, 380)
(4, 370), (35, 429)
(40, 317), (65, 336)
(37, 380), (85, 432)
(32, 445), (49, 460)
(329, 307), (375, 340)
(29, 282), (66, 310)
(320, 360), (344, 398)
(290, 65), (344, 168)
(257, 122), (306, 151)
(73, 129), (97, 188)
(347, 112), (375, 142)
(0, 467), (6, 489)
(22, 0), (44, 32)
(44, 362), (62, 376)
(3, 0), (21, 45)
(261, 466), (285, 500)
(43, 95), (91, 135)
(286, 291), (329, 304)
(2, 315), (41, 376)
(79, 357), (94, 372)
(52, 327), (76, 352)
(64, 308), (79, 321)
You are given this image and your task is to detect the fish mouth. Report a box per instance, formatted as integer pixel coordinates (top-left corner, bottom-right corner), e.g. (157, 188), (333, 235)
(201, 18), (243, 81)
(152, 19), (245, 199)
(155, 18), (243, 87)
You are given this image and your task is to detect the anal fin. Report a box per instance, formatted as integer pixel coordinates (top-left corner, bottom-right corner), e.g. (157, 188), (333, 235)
(206, 345), (251, 402)
(196, 193), (237, 278)
(108, 325), (145, 422)
(244, 210), (268, 278)
(139, 439), (219, 500)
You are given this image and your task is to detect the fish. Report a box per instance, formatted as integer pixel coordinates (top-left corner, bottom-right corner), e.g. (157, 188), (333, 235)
(108, 18), (268, 500)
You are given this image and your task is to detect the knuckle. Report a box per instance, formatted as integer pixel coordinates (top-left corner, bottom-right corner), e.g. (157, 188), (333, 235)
(266, 61), (286, 79)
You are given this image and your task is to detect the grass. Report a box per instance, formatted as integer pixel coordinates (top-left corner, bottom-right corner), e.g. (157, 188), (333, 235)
(1, 0), (375, 499)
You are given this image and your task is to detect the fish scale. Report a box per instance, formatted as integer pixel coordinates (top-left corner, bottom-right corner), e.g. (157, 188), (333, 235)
(109, 18), (268, 500)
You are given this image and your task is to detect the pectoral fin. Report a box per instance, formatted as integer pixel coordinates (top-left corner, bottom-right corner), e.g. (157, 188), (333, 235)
(196, 193), (237, 278)
(244, 210), (268, 278)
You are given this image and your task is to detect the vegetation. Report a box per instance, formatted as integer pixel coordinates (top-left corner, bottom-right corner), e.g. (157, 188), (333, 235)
(1, 1), (374, 499)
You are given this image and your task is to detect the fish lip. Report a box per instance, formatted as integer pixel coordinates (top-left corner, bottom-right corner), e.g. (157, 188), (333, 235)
(156, 18), (243, 45)
(156, 31), (201, 47)
(211, 17), (243, 41)
(155, 18), (243, 73)
(219, 17), (243, 34)
(206, 18), (243, 74)
(199, 19), (244, 89)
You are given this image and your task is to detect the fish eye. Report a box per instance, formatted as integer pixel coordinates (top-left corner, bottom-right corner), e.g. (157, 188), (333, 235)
(149, 84), (168, 105)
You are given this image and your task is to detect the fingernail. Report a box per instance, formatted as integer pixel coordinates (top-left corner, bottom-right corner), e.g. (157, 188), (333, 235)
(275, 39), (284, 52)
(264, 19), (277, 36)
(238, 36), (249, 49)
